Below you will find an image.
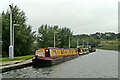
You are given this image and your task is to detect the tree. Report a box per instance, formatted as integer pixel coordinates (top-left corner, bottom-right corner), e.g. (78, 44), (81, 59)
(2, 4), (36, 57)
(59, 27), (73, 48)
(37, 25), (73, 48)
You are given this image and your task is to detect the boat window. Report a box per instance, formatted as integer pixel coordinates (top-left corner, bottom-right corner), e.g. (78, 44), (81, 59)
(61, 50), (64, 54)
(72, 51), (74, 54)
(53, 50), (56, 55)
(46, 49), (48, 52)
(69, 50), (71, 54)
(37, 50), (44, 56)
(65, 50), (67, 54)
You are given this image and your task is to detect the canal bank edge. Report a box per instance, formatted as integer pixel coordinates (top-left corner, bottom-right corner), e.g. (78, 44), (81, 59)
(1, 58), (32, 73)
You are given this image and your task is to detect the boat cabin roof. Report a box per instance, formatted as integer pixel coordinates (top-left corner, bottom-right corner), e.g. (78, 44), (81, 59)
(36, 48), (77, 50)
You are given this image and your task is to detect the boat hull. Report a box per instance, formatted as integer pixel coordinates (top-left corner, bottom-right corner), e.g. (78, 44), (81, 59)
(89, 49), (96, 52)
(32, 55), (79, 67)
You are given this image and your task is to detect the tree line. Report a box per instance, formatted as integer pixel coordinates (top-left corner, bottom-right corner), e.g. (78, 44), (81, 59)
(1, 4), (120, 57)
(72, 32), (119, 48)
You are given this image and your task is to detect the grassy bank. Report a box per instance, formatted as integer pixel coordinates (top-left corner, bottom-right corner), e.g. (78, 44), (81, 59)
(96, 45), (118, 51)
(0, 55), (34, 62)
(97, 40), (119, 51)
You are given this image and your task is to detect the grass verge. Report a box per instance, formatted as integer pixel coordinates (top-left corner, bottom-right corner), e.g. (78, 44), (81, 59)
(0, 55), (34, 62)
(96, 45), (118, 51)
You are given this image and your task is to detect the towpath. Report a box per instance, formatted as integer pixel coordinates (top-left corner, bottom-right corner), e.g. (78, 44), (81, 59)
(0, 58), (32, 72)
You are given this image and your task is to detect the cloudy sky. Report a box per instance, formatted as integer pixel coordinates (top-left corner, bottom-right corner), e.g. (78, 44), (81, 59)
(0, 0), (119, 35)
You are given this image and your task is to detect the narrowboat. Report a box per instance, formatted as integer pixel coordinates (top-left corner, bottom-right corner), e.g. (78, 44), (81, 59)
(78, 48), (89, 55)
(32, 48), (79, 67)
(88, 48), (96, 52)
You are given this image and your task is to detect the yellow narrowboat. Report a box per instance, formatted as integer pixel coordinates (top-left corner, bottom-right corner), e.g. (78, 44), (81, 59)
(32, 48), (79, 67)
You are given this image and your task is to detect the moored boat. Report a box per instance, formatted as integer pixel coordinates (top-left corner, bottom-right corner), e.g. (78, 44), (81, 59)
(32, 48), (79, 67)
(89, 48), (96, 52)
(78, 48), (89, 55)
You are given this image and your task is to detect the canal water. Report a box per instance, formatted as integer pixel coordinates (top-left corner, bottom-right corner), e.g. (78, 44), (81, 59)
(2, 49), (118, 78)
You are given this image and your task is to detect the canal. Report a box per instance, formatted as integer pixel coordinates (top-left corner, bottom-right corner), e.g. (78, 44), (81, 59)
(2, 49), (118, 78)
